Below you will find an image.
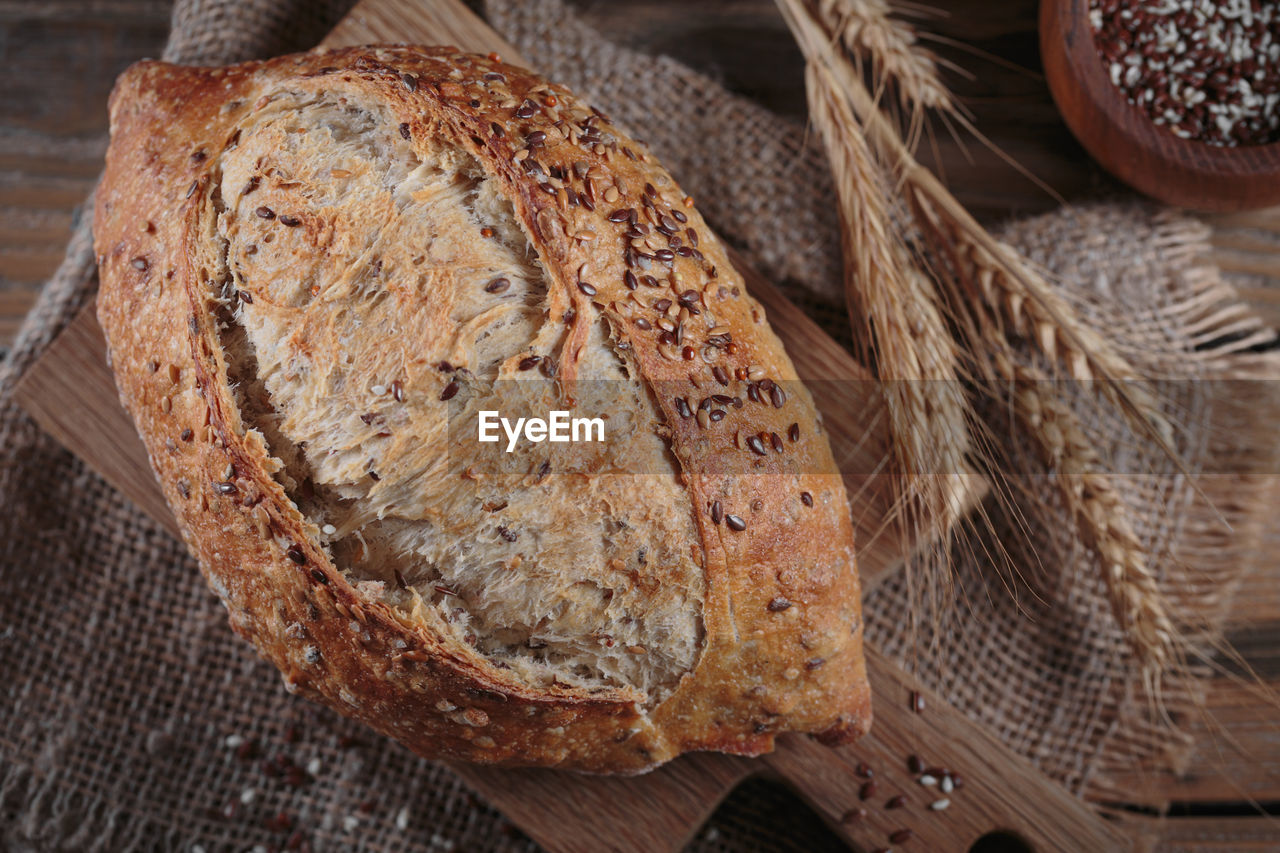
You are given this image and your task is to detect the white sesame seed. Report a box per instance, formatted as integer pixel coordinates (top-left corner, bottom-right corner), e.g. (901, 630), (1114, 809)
(396, 807), (411, 830)
(240, 788), (256, 804)
(343, 815), (360, 831)
(371, 384), (387, 396)
(930, 798), (951, 811)
(322, 523), (337, 536)
(941, 775), (954, 793)
(307, 757), (322, 775)
(919, 774), (938, 787)
(224, 734), (244, 748)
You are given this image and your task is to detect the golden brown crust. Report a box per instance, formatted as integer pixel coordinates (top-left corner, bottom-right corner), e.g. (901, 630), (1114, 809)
(94, 45), (870, 773)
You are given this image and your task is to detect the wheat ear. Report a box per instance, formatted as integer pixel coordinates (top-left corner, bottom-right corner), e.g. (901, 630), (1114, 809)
(996, 350), (1176, 675)
(909, 188), (1175, 444)
(816, 0), (955, 116)
(808, 60), (973, 540)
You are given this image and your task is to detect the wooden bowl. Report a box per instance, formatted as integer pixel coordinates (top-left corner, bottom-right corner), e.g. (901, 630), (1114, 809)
(1040, 0), (1280, 212)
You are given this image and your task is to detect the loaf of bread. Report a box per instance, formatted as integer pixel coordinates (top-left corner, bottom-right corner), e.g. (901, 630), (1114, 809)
(93, 45), (870, 773)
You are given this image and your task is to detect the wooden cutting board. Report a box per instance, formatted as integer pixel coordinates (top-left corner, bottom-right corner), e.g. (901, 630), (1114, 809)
(12, 1), (1130, 851)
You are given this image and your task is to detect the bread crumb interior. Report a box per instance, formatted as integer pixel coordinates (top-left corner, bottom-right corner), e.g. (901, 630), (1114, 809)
(207, 88), (705, 702)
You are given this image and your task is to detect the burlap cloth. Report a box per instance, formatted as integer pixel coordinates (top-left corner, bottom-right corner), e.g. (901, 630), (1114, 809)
(3, 1), (1278, 850)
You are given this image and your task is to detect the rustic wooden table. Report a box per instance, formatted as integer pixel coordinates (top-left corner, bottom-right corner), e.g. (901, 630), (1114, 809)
(2, 1), (1277, 850)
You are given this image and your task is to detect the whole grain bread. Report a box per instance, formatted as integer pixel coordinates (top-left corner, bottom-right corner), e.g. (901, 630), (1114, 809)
(93, 45), (871, 773)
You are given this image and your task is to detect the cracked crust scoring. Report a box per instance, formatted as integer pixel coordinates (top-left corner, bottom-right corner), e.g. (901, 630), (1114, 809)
(94, 45), (871, 773)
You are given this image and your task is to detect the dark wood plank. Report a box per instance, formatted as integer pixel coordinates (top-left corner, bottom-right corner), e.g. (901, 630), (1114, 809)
(0, 0), (171, 341)
(1125, 815), (1280, 852)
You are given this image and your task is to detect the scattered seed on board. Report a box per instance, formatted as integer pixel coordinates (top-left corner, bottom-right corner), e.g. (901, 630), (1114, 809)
(930, 798), (951, 811)
(859, 780), (877, 800)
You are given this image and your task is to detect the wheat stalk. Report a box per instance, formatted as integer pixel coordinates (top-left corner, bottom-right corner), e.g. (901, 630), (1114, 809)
(778, 0), (1185, 670)
(808, 60), (972, 543)
(995, 351), (1176, 674)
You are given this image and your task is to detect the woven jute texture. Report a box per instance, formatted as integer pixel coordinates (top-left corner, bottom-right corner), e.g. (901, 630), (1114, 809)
(3, 0), (1278, 850)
